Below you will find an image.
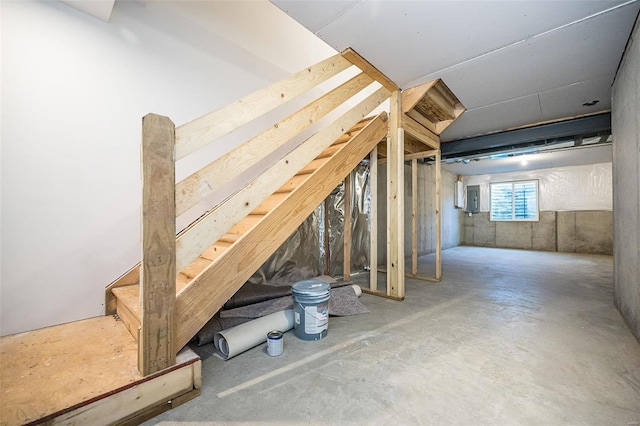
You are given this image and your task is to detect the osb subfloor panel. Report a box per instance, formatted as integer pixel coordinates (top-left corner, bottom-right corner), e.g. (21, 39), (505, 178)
(0, 315), (140, 425)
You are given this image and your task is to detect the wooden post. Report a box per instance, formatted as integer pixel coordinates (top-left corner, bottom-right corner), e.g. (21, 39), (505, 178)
(323, 199), (331, 276)
(343, 173), (352, 282)
(435, 149), (442, 280)
(387, 90), (405, 298)
(140, 113), (176, 376)
(411, 158), (418, 276)
(369, 147), (378, 292)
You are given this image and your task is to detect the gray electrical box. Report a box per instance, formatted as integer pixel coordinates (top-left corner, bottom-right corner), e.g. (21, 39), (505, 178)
(466, 185), (480, 213)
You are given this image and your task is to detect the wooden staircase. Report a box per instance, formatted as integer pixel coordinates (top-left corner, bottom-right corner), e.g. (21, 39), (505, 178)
(2, 47), (470, 425)
(99, 49), (401, 379)
(110, 114), (388, 350)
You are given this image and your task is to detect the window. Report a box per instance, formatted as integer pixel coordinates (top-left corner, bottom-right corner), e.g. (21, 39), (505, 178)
(490, 180), (538, 221)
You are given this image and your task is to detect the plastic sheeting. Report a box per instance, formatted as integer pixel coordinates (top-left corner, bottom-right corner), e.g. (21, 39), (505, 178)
(248, 162), (372, 284)
(462, 162), (612, 212)
(322, 163), (371, 277)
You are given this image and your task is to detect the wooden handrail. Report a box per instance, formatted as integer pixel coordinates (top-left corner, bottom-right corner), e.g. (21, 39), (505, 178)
(175, 54), (352, 160)
(175, 86), (390, 273)
(175, 112), (389, 349)
(175, 72), (374, 217)
(129, 51), (395, 376)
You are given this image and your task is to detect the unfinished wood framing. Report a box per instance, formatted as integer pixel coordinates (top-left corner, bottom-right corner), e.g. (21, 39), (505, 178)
(361, 287), (404, 301)
(175, 72), (374, 216)
(174, 113), (389, 348)
(402, 115), (440, 149)
(140, 113), (176, 376)
(402, 79), (466, 136)
(401, 149), (443, 283)
(435, 149), (442, 280)
(344, 173), (352, 281)
(369, 147), (378, 292)
(411, 159), (418, 276)
(323, 198), (331, 275)
(386, 90), (405, 298)
(174, 87), (389, 274)
(399, 79), (461, 283)
(341, 48), (399, 92)
(175, 54), (352, 159)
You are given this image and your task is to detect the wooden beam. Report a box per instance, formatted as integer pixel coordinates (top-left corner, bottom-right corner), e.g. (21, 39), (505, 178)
(411, 159), (418, 276)
(401, 80), (438, 113)
(404, 149), (438, 161)
(174, 87), (390, 274)
(140, 113), (176, 376)
(343, 173), (351, 281)
(407, 273), (441, 283)
(380, 268), (441, 283)
(176, 72), (374, 216)
(323, 199), (330, 276)
(341, 48), (399, 92)
(369, 147), (378, 292)
(361, 287), (404, 301)
(386, 90), (405, 299)
(435, 149), (442, 280)
(175, 113), (389, 348)
(402, 115), (440, 149)
(402, 79), (465, 136)
(175, 54), (352, 159)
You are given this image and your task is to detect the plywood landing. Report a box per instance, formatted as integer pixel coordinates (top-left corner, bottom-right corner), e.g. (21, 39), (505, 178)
(1, 316), (200, 426)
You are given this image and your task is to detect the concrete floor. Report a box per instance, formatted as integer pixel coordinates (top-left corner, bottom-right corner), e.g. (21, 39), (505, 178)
(148, 246), (640, 425)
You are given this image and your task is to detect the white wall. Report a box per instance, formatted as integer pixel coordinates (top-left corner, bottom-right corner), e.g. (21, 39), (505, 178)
(0, 0), (334, 336)
(462, 162), (612, 212)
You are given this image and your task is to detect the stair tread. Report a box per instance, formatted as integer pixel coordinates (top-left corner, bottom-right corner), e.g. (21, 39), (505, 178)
(111, 114), (386, 343)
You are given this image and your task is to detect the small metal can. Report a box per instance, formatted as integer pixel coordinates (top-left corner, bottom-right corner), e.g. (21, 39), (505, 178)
(266, 330), (283, 356)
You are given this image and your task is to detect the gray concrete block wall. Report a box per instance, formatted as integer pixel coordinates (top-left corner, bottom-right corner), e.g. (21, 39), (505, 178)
(532, 211), (557, 251)
(612, 16), (640, 340)
(463, 211), (612, 255)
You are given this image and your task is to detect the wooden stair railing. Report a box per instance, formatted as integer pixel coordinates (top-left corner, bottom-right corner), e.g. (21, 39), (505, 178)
(112, 114), (387, 350)
(106, 50), (395, 375)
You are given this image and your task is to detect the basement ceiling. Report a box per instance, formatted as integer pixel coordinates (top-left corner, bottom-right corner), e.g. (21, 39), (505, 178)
(271, 0), (640, 143)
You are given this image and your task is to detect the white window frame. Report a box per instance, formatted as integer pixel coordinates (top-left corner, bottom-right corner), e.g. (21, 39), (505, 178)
(489, 180), (539, 222)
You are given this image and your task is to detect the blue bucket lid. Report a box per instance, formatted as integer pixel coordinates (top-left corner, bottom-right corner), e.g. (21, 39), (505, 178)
(291, 279), (331, 296)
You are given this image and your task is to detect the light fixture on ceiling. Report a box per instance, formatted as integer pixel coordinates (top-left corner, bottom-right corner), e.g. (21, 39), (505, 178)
(582, 100), (600, 107)
(521, 159), (529, 166)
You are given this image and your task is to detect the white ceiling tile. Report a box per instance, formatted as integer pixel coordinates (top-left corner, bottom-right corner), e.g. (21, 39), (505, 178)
(410, 4), (637, 109)
(285, 0), (630, 85)
(538, 75), (613, 121)
(441, 94), (544, 142)
(273, 0), (639, 139)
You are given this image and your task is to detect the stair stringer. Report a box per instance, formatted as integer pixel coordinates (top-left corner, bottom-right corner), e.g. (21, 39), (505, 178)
(174, 112), (389, 349)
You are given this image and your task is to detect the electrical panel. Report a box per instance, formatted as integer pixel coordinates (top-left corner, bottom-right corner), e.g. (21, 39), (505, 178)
(466, 185), (480, 213)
